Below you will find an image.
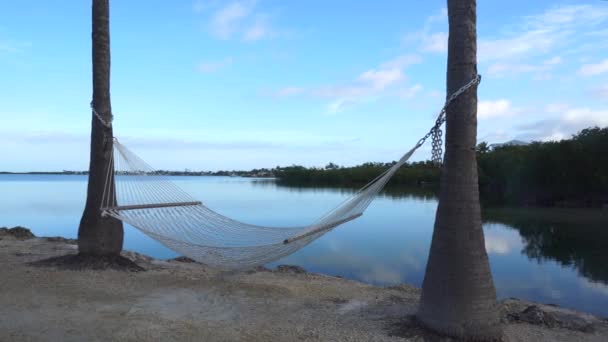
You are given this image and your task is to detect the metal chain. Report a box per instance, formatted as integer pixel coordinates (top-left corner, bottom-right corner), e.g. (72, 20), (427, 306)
(91, 101), (113, 129)
(415, 74), (481, 166)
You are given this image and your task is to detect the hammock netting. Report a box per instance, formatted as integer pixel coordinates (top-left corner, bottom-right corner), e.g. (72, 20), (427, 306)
(100, 140), (418, 270)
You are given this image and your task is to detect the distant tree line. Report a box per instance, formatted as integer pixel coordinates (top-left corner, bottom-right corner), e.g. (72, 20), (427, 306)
(273, 160), (440, 188)
(275, 127), (608, 208)
(478, 127), (608, 207)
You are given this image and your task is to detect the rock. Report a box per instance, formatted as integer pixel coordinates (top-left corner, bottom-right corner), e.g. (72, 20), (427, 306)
(169, 256), (198, 263)
(0, 226), (35, 240)
(121, 251), (153, 264)
(274, 264), (306, 274)
(508, 305), (597, 333)
(513, 305), (558, 327)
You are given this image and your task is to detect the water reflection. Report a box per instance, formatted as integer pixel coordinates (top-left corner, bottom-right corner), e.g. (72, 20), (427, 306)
(483, 208), (608, 285)
(251, 179), (438, 201)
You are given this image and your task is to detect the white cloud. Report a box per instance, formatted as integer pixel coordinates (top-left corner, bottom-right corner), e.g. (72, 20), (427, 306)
(589, 85), (608, 99)
(357, 68), (404, 90)
(479, 5), (608, 62)
(274, 86), (305, 97)
(487, 57), (561, 78)
(578, 59), (608, 76)
(313, 85), (368, 99)
(193, 0), (220, 13)
(544, 56), (562, 65)
(545, 103), (570, 113)
(515, 104), (608, 142)
(562, 107), (608, 126)
(427, 7), (448, 24)
(478, 99), (515, 119)
(326, 98), (355, 115)
(398, 84), (423, 99)
(403, 8), (448, 54)
(209, 2), (254, 39)
(479, 30), (559, 62)
(270, 54), (421, 113)
(421, 32), (448, 53)
(313, 65), (408, 112)
(243, 16), (272, 41)
(196, 57), (233, 73)
(487, 63), (539, 76)
(205, 1), (277, 42)
(380, 54), (422, 70)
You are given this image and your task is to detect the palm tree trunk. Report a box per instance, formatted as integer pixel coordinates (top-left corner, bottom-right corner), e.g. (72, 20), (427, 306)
(417, 0), (502, 340)
(78, 0), (123, 255)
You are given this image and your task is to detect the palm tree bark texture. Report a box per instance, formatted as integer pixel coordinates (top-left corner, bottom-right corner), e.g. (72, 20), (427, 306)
(417, 0), (503, 340)
(78, 0), (124, 255)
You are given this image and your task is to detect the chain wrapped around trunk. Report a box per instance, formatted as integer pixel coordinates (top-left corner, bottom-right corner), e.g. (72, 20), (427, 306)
(416, 74), (481, 166)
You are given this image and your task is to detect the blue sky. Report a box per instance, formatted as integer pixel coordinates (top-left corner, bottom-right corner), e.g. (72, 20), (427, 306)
(1, 0), (607, 171)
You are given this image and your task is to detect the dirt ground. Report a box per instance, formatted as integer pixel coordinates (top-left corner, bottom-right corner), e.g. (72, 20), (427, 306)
(1, 233), (607, 341)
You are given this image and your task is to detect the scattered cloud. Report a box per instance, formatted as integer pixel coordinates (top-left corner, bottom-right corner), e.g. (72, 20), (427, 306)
(588, 85), (608, 99)
(403, 8), (448, 55)
(326, 98), (356, 115)
(487, 56), (562, 79)
(427, 7), (448, 23)
(479, 5), (608, 63)
(209, 1), (254, 39)
(421, 32), (448, 53)
(515, 104), (608, 142)
(193, 0), (221, 13)
(544, 56), (562, 65)
(397, 84), (423, 99)
(243, 15), (273, 41)
(270, 54), (422, 113)
(561, 107), (608, 126)
(203, 0), (279, 42)
(478, 99), (517, 119)
(380, 54), (423, 70)
(196, 57), (233, 73)
(274, 86), (305, 97)
(357, 68), (404, 90)
(578, 59), (608, 76)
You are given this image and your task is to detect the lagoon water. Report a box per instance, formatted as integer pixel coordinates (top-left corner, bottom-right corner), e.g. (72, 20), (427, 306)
(1, 174), (607, 317)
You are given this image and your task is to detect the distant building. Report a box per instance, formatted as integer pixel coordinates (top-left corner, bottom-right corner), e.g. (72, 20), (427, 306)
(489, 139), (529, 150)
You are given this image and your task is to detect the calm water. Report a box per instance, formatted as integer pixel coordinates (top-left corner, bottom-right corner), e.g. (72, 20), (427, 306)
(1, 174), (607, 317)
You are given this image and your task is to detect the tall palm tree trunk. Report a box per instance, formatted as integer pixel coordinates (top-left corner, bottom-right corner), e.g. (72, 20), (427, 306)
(417, 0), (502, 340)
(78, 0), (123, 255)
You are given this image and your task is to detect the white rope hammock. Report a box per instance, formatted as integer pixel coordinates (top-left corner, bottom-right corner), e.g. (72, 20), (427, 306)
(101, 140), (416, 269)
(98, 76), (481, 270)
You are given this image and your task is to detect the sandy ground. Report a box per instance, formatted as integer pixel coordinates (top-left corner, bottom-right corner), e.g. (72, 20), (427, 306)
(1, 233), (607, 342)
